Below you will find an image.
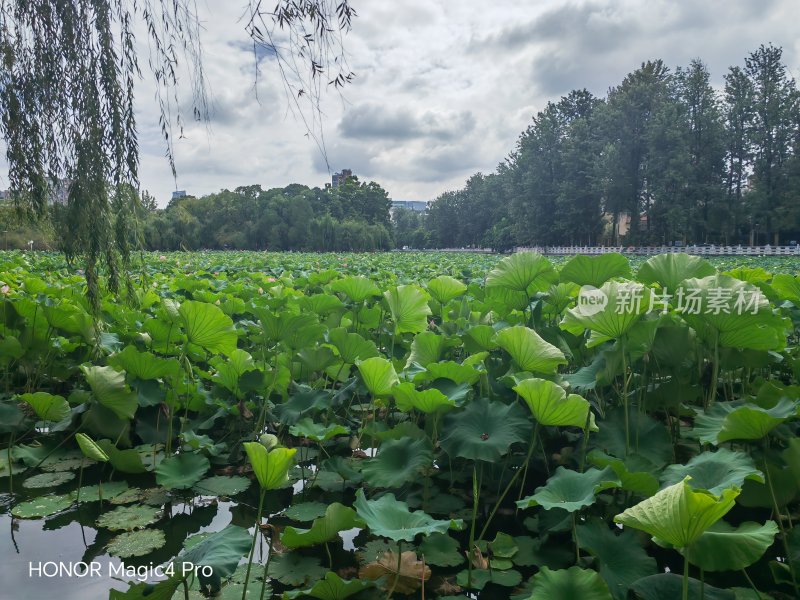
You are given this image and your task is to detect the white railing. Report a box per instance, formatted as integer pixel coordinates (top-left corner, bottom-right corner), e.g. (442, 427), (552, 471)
(515, 245), (800, 256)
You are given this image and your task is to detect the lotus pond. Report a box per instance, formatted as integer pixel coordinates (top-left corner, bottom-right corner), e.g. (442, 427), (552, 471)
(1, 250), (800, 600)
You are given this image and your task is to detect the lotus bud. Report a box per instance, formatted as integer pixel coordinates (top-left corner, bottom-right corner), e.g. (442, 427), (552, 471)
(259, 433), (279, 450)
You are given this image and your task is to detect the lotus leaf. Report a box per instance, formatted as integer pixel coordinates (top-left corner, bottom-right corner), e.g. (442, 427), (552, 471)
(392, 382), (456, 414)
(179, 299), (238, 355)
(22, 471), (75, 488)
(243, 443), (296, 490)
(495, 325), (567, 374)
(107, 529), (167, 558)
(517, 466), (620, 512)
(486, 252), (555, 293)
(82, 365), (138, 420)
(281, 502), (365, 549)
(637, 253), (716, 291)
(418, 532), (464, 567)
(11, 494), (73, 518)
(357, 356), (399, 397)
(19, 392), (70, 422)
(560, 253), (632, 287)
(361, 437), (433, 488)
(383, 284), (432, 334)
(154, 452), (210, 489)
(527, 566), (613, 600)
(660, 449), (764, 495)
(282, 572), (371, 600)
(97, 505), (161, 531)
(514, 377), (598, 430)
(682, 520), (778, 572)
(354, 489), (463, 542)
(270, 553), (327, 586)
(193, 475), (251, 497)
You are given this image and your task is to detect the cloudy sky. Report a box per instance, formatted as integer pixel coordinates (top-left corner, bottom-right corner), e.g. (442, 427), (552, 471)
(133, 0), (800, 205)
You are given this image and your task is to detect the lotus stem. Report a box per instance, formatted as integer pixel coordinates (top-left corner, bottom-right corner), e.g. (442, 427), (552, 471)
(707, 337), (720, 407)
(259, 531), (274, 600)
(467, 463), (482, 589)
(682, 552), (689, 600)
(75, 457), (84, 505)
(621, 339), (630, 456)
(242, 488), (266, 600)
(572, 513), (580, 565)
(386, 540), (402, 599)
(764, 455), (798, 594)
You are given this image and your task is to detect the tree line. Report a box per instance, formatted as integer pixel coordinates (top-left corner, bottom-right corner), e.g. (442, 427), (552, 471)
(397, 44), (800, 250)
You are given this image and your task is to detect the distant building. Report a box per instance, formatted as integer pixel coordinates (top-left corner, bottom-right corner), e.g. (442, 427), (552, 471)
(331, 169), (353, 189)
(390, 200), (430, 218)
(172, 190), (187, 200)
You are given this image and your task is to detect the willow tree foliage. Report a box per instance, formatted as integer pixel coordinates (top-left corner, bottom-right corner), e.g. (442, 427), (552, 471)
(0, 0), (355, 309)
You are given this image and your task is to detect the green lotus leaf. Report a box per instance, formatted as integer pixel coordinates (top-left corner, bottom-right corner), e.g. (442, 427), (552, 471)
(176, 525), (253, 592)
(76, 432), (109, 462)
(154, 453), (210, 490)
(357, 356), (399, 397)
(22, 471), (75, 488)
(486, 252), (556, 293)
(682, 520), (778, 572)
(637, 253), (716, 291)
(427, 275), (467, 304)
(179, 299), (238, 355)
(270, 552), (327, 587)
(326, 328), (380, 363)
(243, 443), (296, 490)
(361, 437), (433, 488)
(210, 348), (258, 396)
(354, 489), (463, 543)
(11, 494), (74, 518)
(496, 326), (567, 374)
(97, 505), (162, 531)
(282, 571), (372, 600)
(771, 273), (800, 304)
(560, 253), (632, 287)
(561, 280), (650, 345)
(594, 408), (673, 469)
(19, 392), (70, 422)
(526, 566), (613, 600)
(676, 275), (787, 351)
(660, 449), (764, 496)
(418, 532), (464, 567)
(289, 417), (349, 442)
(82, 364), (138, 420)
(476, 532), (518, 569)
(393, 382), (456, 414)
(107, 529), (166, 558)
(418, 360), (481, 385)
(614, 478), (739, 548)
(108, 345), (181, 380)
(576, 519), (657, 600)
(298, 346), (338, 373)
(193, 475), (251, 497)
(517, 466), (620, 512)
(272, 387), (330, 425)
(255, 310), (326, 350)
(629, 574), (735, 600)
(299, 293), (346, 315)
(463, 324), (499, 352)
(587, 451), (659, 497)
(440, 397), (531, 462)
(281, 502), (365, 549)
(38, 450), (91, 472)
(457, 568), (522, 589)
(514, 378), (597, 430)
(313, 457), (362, 491)
(406, 331), (449, 368)
(75, 481), (130, 502)
(0, 335), (24, 362)
(96, 439), (148, 474)
(384, 284), (432, 334)
(0, 455), (26, 477)
(284, 501), (329, 522)
(0, 401), (27, 434)
(692, 399), (799, 444)
(331, 276), (381, 303)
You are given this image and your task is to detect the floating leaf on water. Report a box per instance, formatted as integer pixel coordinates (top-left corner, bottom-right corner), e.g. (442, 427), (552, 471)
(22, 470), (75, 489)
(107, 529), (167, 558)
(281, 502), (365, 549)
(283, 501), (329, 522)
(77, 481), (130, 503)
(270, 552), (327, 586)
(0, 456), (26, 477)
(12, 494), (74, 518)
(418, 533), (464, 567)
(193, 475), (251, 497)
(155, 453), (210, 490)
(97, 505), (162, 531)
(524, 566), (613, 599)
(282, 571), (370, 600)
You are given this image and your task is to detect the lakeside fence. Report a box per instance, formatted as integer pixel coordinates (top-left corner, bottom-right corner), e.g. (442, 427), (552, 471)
(515, 245), (800, 256)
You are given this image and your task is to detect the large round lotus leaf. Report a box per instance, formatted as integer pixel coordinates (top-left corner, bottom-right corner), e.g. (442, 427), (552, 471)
(393, 382), (457, 414)
(243, 443), (296, 491)
(327, 327), (380, 364)
(576, 519), (657, 600)
(177, 525), (253, 592)
(22, 470), (75, 488)
(76, 480), (129, 503)
(426, 275), (467, 304)
(594, 408), (673, 469)
(284, 501), (329, 522)
(155, 452), (210, 490)
(270, 552), (327, 586)
(456, 568), (522, 590)
(282, 571), (371, 600)
(193, 475), (251, 497)
(19, 391), (71, 422)
(357, 356), (399, 397)
(11, 494), (73, 518)
(486, 252), (555, 293)
(289, 418), (349, 442)
(108, 345), (181, 380)
(405, 331), (449, 369)
(692, 399), (798, 445)
(354, 489), (463, 543)
(361, 437), (433, 489)
(0, 456), (26, 477)
(282, 502), (365, 549)
(527, 566), (613, 600)
(331, 276), (381, 303)
(682, 520), (778, 572)
(418, 533), (464, 567)
(383, 284), (432, 334)
(560, 253), (631, 287)
(496, 326), (567, 374)
(39, 450), (89, 472)
(440, 397), (531, 463)
(109, 486), (146, 505)
(660, 448), (764, 496)
(107, 529), (166, 558)
(81, 364), (138, 420)
(178, 300), (238, 355)
(636, 253), (715, 292)
(514, 378), (597, 430)
(97, 505), (162, 531)
(75, 432), (109, 462)
(614, 479), (739, 548)
(517, 467), (620, 513)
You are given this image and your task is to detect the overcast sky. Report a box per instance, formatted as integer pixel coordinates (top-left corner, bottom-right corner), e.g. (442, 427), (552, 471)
(31, 1), (800, 205)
